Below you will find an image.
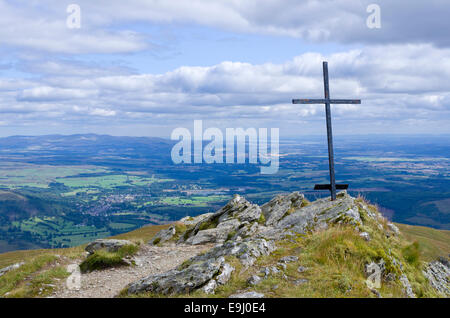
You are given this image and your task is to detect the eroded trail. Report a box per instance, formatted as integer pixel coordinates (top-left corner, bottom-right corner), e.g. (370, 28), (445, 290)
(53, 244), (212, 298)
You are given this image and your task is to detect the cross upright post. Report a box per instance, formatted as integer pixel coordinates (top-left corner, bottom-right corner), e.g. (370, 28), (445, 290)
(292, 61), (361, 200)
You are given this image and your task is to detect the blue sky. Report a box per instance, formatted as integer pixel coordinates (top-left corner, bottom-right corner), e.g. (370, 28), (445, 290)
(0, 1), (449, 138)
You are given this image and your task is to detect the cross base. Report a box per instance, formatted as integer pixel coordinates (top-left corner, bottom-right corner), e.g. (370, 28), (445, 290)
(314, 184), (349, 191)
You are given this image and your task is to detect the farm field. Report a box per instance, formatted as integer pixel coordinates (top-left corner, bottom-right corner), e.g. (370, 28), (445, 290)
(0, 134), (448, 253)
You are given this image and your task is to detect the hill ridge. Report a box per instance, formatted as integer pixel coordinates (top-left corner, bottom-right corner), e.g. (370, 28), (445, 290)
(1, 191), (449, 298)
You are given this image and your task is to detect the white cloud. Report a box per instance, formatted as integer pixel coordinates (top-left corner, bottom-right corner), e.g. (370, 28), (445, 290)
(1, 1), (450, 55)
(0, 43), (445, 135)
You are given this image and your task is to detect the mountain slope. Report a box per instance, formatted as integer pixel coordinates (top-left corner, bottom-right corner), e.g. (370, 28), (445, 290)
(0, 191), (449, 298)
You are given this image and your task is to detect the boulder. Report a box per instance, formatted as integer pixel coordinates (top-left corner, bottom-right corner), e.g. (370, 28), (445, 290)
(127, 257), (225, 295)
(85, 239), (134, 255)
(180, 213), (213, 226)
(279, 255), (299, 263)
(150, 226), (176, 245)
(261, 192), (304, 226)
(202, 279), (217, 294)
(216, 263), (235, 285)
(247, 275), (262, 286)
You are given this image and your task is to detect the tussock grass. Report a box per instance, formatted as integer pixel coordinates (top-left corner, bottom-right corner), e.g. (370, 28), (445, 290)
(79, 244), (139, 273)
(396, 223), (450, 261)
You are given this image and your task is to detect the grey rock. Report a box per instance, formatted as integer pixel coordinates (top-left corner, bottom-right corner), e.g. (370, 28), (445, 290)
(0, 262), (25, 277)
(359, 232), (371, 241)
(293, 278), (308, 286)
(399, 274), (416, 298)
(387, 223), (400, 235)
(247, 275), (262, 286)
(423, 257), (450, 296)
(261, 192), (304, 226)
(202, 279), (217, 294)
(216, 263), (235, 285)
(180, 213), (213, 226)
(85, 239), (134, 255)
(356, 202), (378, 220)
(234, 222), (260, 240)
(150, 226), (176, 245)
(275, 193), (361, 235)
(260, 267), (271, 277)
(188, 238), (276, 268)
(278, 263), (287, 270)
(184, 227), (230, 245)
(279, 255), (299, 263)
(229, 291), (265, 298)
(271, 266), (280, 274)
(182, 195), (262, 245)
(127, 257), (225, 295)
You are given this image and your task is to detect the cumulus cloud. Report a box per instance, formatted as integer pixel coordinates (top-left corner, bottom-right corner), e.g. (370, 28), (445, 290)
(0, 43), (445, 135)
(0, 1), (147, 54)
(76, 0), (450, 47)
(0, 1), (449, 136)
(1, 1), (449, 55)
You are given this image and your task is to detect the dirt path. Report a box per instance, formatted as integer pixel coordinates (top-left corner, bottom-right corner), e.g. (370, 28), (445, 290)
(52, 243), (212, 298)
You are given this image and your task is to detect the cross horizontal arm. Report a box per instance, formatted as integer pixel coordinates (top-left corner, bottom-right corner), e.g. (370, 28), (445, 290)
(292, 99), (361, 104)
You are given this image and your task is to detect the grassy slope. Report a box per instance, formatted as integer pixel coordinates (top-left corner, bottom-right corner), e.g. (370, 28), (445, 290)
(396, 223), (450, 261)
(0, 224), (170, 297)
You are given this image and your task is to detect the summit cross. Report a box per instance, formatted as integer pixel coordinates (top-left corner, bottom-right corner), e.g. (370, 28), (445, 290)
(292, 61), (361, 200)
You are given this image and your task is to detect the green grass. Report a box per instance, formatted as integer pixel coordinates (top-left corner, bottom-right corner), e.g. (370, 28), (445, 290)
(0, 254), (73, 298)
(13, 216), (111, 248)
(396, 223), (450, 261)
(159, 195), (229, 207)
(79, 245), (139, 273)
(0, 164), (106, 189)
(56, 174), (172, 189)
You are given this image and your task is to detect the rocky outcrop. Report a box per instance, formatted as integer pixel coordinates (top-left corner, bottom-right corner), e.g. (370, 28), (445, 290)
(261, 192), (304, 226)
(180, 194), (262, 245)
(399, 274), (415, 298)
(126, 190), (421, 297)
(0, 262), (24, 278)
(127, 191), (366, 296)
(180, 213), (213, 226)
(85, 239), (134, 255)
(423, 256), (450, 296)
(150, 226), (176, 245)
(127, 256), (225, 295)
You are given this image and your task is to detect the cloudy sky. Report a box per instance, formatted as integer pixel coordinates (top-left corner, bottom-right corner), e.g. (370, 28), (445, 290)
(0, 0), (449, 137)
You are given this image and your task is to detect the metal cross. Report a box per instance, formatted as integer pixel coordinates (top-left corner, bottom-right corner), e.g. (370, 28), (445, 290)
(292, 61), (361, 200)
